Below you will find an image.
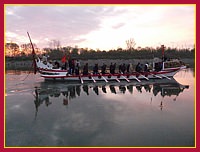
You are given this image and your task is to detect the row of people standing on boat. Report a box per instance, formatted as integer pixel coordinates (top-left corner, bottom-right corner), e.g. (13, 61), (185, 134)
(40, 57), (79, 75)
(41, 53), (150, 75)
(83, 63), (116, 75)
(68, 59), (81, 75)
(135, 62), (149, 72)
(60, 60), (150, 75)
(81, 62), (150, 76)
(58, 60), (150, 75)
(41, 54), (151, 75)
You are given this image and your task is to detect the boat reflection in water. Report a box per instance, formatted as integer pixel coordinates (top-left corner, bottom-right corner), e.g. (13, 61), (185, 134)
(33, 78), (189, 115)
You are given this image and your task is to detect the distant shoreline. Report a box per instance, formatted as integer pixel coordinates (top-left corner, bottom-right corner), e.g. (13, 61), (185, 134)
(5, 58), (195, 70)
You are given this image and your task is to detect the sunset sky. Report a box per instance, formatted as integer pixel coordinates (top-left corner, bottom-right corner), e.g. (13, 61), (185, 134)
(5, 4), (195, 50)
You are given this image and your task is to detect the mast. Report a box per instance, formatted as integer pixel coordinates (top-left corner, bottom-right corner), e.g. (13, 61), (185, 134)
(27, 32), (37, 74)
(161, 45), (165, 70)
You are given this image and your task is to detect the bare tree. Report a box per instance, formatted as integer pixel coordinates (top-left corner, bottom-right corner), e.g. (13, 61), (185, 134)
(49, 39), (61, 49)
(21, 43), (38, 55)
(126, 38), (136, 51)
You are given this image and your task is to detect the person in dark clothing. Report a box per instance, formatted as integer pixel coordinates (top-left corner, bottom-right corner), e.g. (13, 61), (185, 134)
(83, 63), (89, 75)
(113, 63), (116, 74)
(119, 64), (122, 73)
(101, 63), (107, 74)
(110, 63), (115, 74)
(61, 62), (67, 70)
(93, 64), (99, 74)
(121, 63), (126, 74)
(54, 61), (60, 69)
(127, 64), (130, 73)
(75, 63), (80, 75)
(144, 62), (149, 72)
(155, 62), (162, 71)
(135, 62), (142, 72)
(68, 59), (73, 74)
(71, 59), (75, 74)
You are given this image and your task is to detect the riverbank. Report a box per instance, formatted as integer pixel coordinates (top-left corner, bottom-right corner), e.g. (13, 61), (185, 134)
(5, 58), (195, 70)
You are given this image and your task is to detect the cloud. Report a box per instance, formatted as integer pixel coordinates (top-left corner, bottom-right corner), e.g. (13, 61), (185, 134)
(5, 5), (195, 50)
(5, 5), (107, 47)
(112, 23), (125, 29)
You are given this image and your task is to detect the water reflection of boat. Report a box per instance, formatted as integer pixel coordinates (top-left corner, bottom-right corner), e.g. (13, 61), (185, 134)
(33, 78), (189, 113)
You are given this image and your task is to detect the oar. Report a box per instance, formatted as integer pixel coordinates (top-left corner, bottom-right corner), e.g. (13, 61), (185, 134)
(136, 72), (149, 80)
(115, 78), (120, 82)
(160, 74), (171, 80)
(121, 75), (130, 82)
(152, 74), (162, 79)
(110, 73), (120, 82)
(91, 76), (96, 83)
(140, 74), (149, 80)
(102, 76), (108, 83)
(132, 76), (141, 82)
(79, 76), (83, 84)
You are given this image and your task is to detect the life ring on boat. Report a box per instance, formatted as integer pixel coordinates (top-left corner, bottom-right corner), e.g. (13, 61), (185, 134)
(98, 75), (102, 79)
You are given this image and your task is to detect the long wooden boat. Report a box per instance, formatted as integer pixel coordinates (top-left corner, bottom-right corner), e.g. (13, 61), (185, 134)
(27, 32), (187, 83)
(34, 57), (186, 83)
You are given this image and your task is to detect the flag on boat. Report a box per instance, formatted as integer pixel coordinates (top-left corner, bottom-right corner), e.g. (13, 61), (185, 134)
(161, 45), (165, 57)
(61, 55), (67, 63)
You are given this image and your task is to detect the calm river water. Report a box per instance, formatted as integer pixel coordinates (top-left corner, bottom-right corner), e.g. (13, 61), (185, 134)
(5, 69), (195, 147)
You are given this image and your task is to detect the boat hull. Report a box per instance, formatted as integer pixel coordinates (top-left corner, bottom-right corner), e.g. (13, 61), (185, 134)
(40, 67), (185, 82)
(35, 58), (186, 82)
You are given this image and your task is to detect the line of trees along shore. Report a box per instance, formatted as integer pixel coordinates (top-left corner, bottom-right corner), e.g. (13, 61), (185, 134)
(5, 42), (195, 61)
